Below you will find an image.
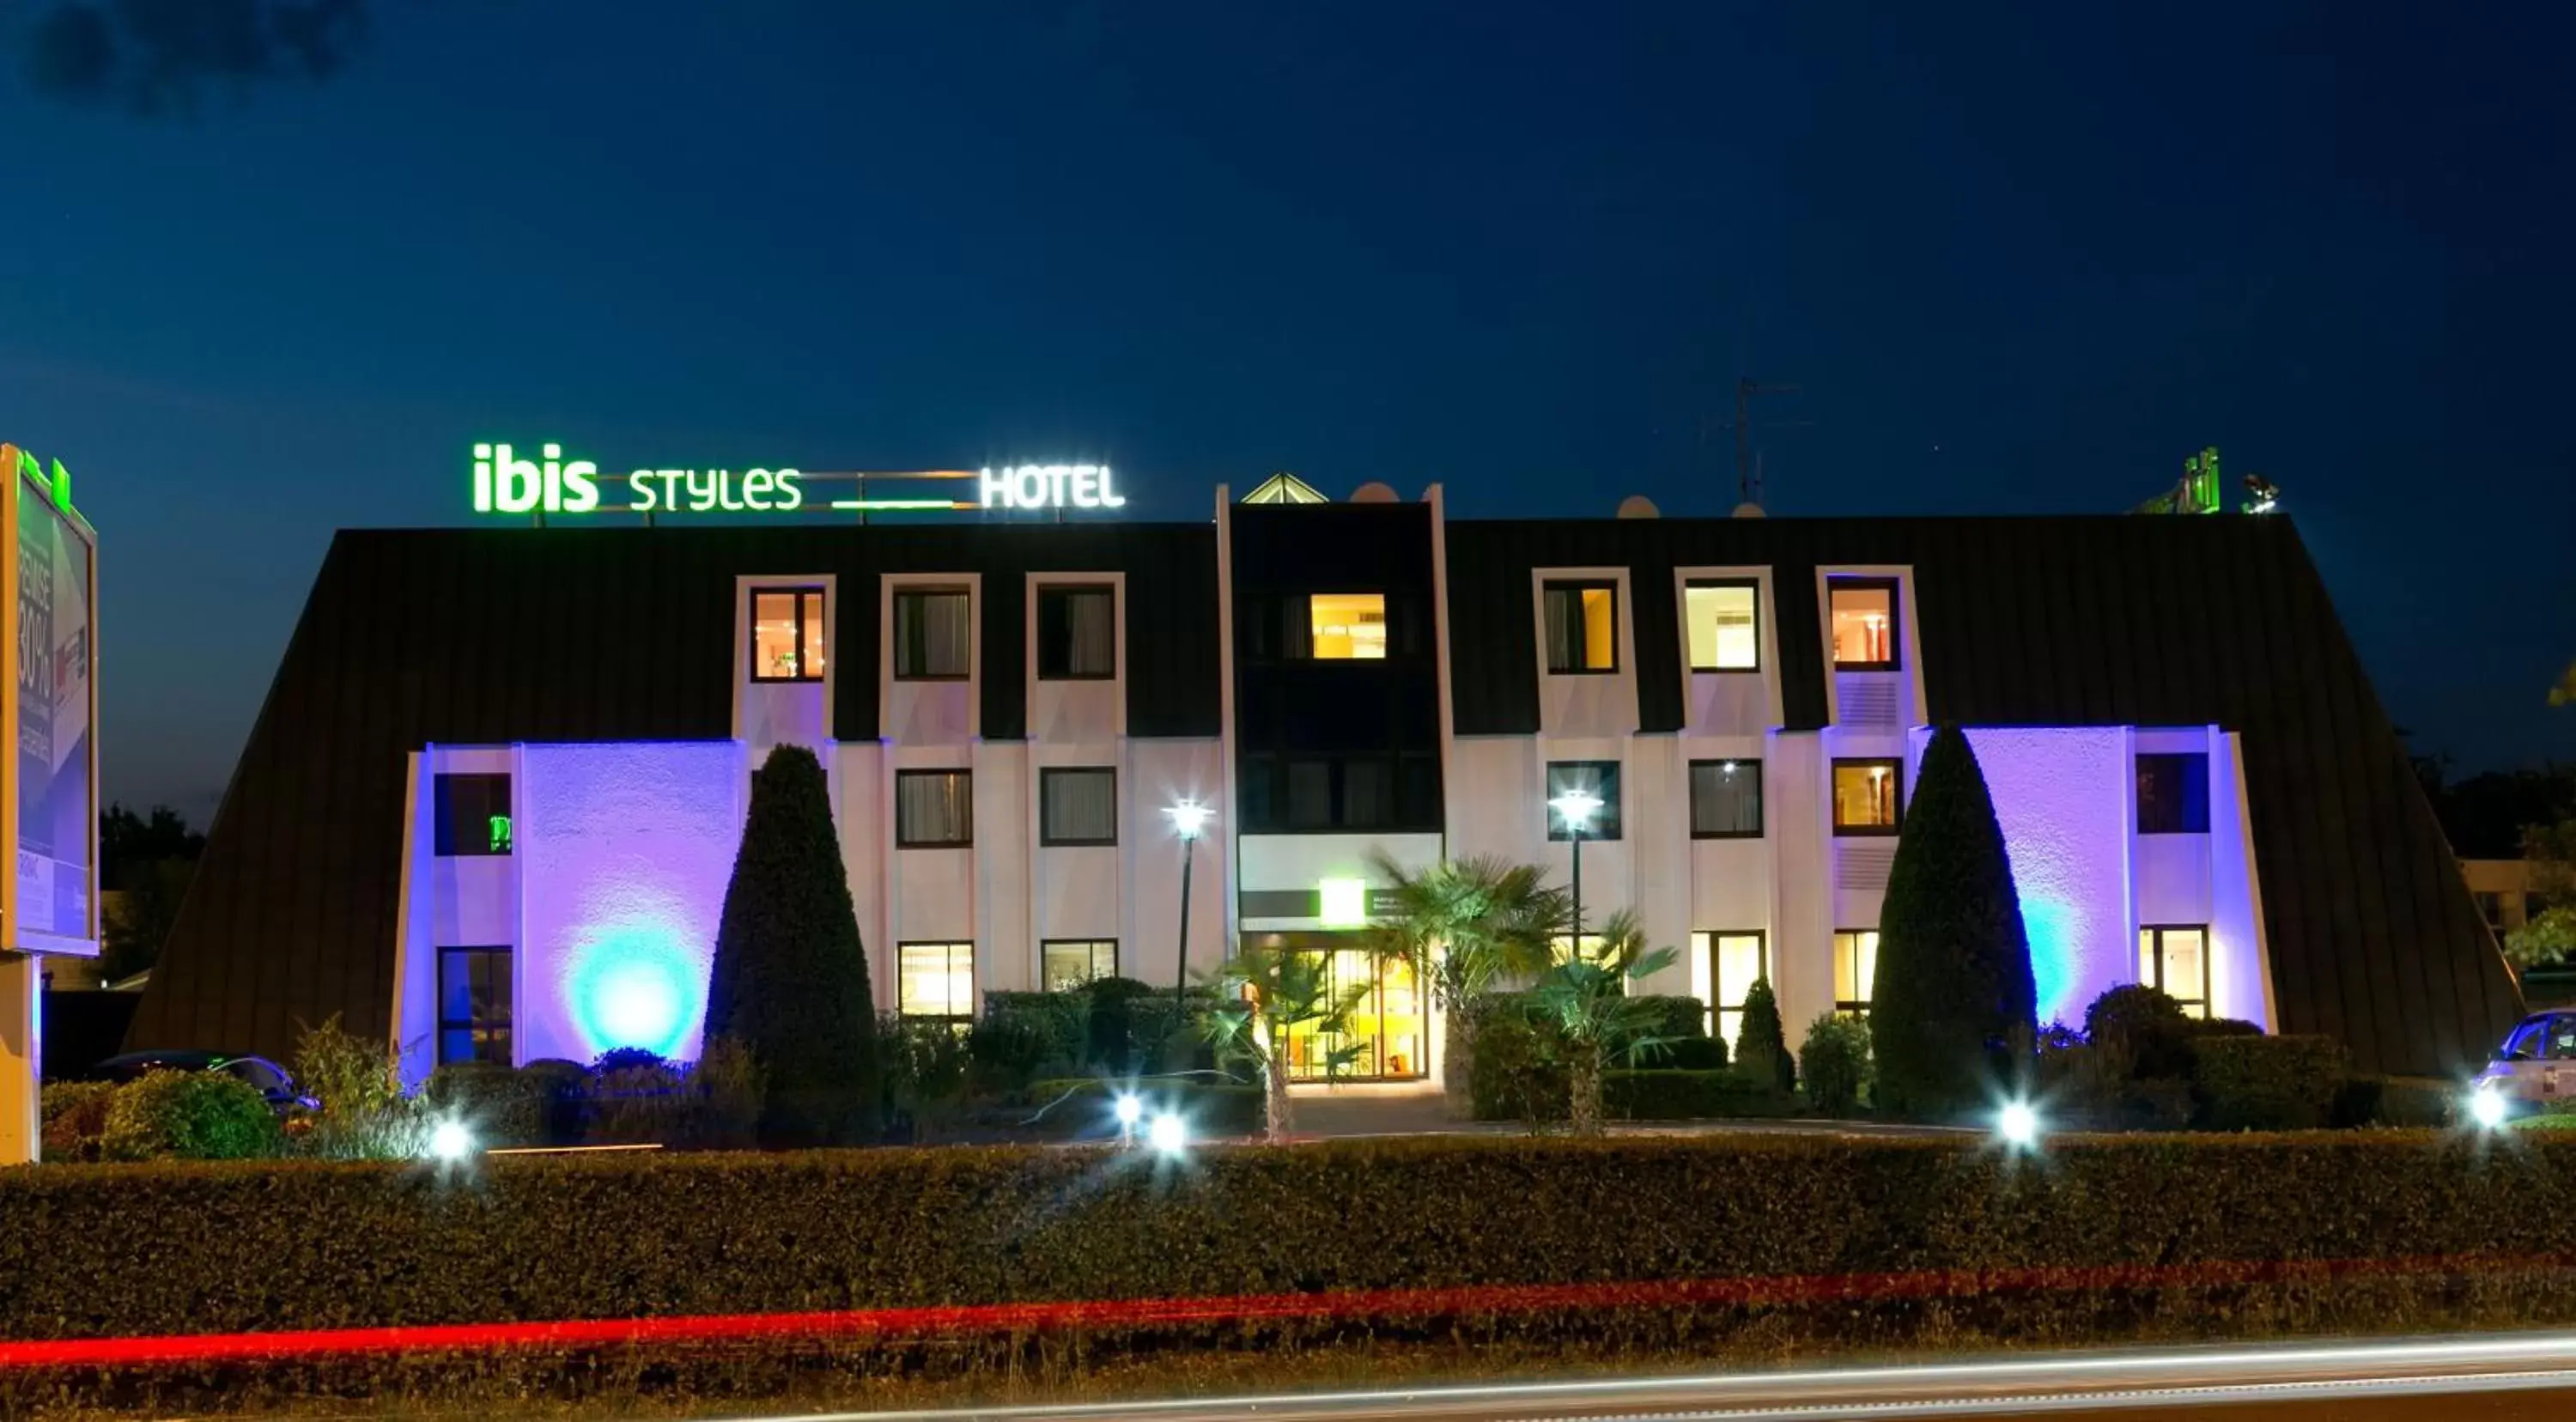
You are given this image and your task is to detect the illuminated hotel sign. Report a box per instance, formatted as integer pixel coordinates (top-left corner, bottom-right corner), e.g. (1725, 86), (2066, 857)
(472, 443), (1125, 517)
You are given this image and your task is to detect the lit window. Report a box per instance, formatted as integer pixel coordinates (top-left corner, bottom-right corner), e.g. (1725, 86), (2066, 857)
(898, 941), (975, 1019)
(1828, 579), (1900, 670)
(2136, 753), (2210, 834)
(1832, 758), (1904, 835)
(751, 586), (827, 683)
(896, 769), (973, 848)
(893, 588), (972, 679)
(1306, 592), (1387, 659)
(1039, 767), (1116, 846)
(1689, 759), (1763, 838)
(1694, 931), (1767, 1046)
(1685, 580), (1759, 672)
(1037, 586), (1115, 680)
(1546, 761), (1622, 841)
(1833, 930), (1880, 1016)
(433, 773), (512, 857)
(2138, 926), (2209, 1018)
(438, 946), (513, 1066)
(1042, 939), (1116, 993)
(1542, 580), (1619, 673)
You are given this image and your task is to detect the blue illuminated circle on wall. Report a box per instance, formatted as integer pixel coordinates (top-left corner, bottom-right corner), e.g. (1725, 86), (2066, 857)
(569, 928), (705, 1058)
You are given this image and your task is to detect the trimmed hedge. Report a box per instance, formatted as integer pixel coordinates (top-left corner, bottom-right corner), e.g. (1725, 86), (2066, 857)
(9, 1133), (2576, 1340)
(1605, 1069), (1795, 1121)
(2195, 1034), (2349, 1130)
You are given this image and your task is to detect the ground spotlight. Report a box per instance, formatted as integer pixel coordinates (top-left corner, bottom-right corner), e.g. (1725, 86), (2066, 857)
(1114, 1092), (1143, 1128)
(2470, 1086), (2509, 1131)
(427, 1119), (477, 1163)
(1996, 1100), (2041, 1150)
(1147, 1111), (1188, 1157)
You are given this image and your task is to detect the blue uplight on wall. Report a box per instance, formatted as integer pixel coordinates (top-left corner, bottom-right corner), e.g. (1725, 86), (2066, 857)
(569, 927), (704, 1059)
(2021, 896), (2081, 1028)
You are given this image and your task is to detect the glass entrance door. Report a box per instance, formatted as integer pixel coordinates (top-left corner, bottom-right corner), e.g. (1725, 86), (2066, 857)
(1273, 937), (1425, 1082)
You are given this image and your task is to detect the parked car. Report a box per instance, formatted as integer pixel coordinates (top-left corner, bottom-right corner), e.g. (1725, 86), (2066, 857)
(2470, 1012), (2576, 1116)
(82, 1050), (318, 1114)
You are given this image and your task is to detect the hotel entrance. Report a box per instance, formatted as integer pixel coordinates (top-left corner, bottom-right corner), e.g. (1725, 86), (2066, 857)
(1248, 932), (1426, 1082)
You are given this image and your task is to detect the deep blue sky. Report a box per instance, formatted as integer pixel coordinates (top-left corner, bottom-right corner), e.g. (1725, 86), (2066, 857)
(5, 1), (2570, 824)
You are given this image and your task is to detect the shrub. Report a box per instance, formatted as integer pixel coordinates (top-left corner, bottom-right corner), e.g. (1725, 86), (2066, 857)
(581, 1053), (694, 1145)
(2372, 1077), (2461, 1129)
(968, 1006), (1072, 1092)
(100, 1071), (280, 1161)
(290, 1016), (426, 1159)
(1871, 726), (2036, 1119)
(878, 1015), (976, 1142)
(1800, 1014), (1873, 1117)
(423, 1062), (549, 1147)
(1604, 1069), (1795, 1121)
(39, 1081), (118, 1163)
(1662, 1036), (1728, 1071)
(1735, 978), (1795, 1094)
(2083, 985), (2197, 1080)
(1467, 1011), (1571, 1126)
(1630, 995), (1711, 1044)
(520, 1059), (592, 1144)
(979, 992), (1085, 1075)
(689, 1036), (765, 1149)
(2194, 1034), (2349, 1130)
(1083, 977), (1158, 1075)
(704, 744), (880, 1146)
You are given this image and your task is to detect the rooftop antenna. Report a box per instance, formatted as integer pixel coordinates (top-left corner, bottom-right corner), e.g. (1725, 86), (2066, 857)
(1726, 378), (1807, 509)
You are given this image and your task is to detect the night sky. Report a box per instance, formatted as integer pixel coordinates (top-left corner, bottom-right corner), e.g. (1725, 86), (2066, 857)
(5, 1), (2570, 825)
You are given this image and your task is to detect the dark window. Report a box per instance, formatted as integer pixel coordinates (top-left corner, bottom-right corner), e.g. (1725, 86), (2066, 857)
(1042, 939), (1117, 992)
(433, 774), (512, 856)
(1240, 756), (1276, 829)
(1689, 759), (1764, 838)
(1685, 580), (1761, 672)
(1040, 767), (1117, 846)
(438, 946), (513, 1066)
(1285, 759), (1334, 830)
(1828, 578), (1901, 670)
(893, 588), (972, 680)
(1037, 586), (1115, 680)
(1832, 758), (1904, 835)
(896, 769), (973, 847)
(750, 586), (827, 683)
(1546, 761), (1622, 841)
(1542, 580), (1619, 673)
(1341, 758), (1394, 829)
(2136, 753), (2211, 834)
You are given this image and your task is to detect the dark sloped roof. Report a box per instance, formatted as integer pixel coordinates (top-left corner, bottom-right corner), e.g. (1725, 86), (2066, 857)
(128, 525), (1219, 1060)
(1443, 514), (2520, 1077)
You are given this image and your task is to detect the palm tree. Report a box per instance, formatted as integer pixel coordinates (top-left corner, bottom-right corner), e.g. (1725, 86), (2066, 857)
(1201, 939), (1373, 1142)
(1364, 852), (1569, 1108)
(1531, 910), (1680, 1136)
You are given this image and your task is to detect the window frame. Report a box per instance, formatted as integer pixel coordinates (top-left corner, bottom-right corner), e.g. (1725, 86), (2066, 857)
(748, 585), (828, 684)
(891, 586), (975, 683)
(1541, 579), (1622, 676)
(1832, 929), (1879, 1018)
(1687, 757), (1765, 840)
(2137, 923), (2212, 1018)
(436, 945), (513, 1066)
(1698, 929), (1769, 1043)
(1827, 576), (1904, 672)
(1544, 760), (1624, 842)
(1036, 583), (1117, 682)
(1683, 578), (1763, 673)
(896, 939), (977, 1022)
(2136, 751), (2212, 835)
(1301, 590), (1391, 661)
(1830, 757), (1905, 836)
(1040, 938), (1119, 993)
(1038, 766), (1119, 847)
(894, 768), (975, 848)
(432, 773), (513, 857)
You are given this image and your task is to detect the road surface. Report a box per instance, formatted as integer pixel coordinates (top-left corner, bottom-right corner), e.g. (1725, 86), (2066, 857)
(714, 1333), (2576, 1421)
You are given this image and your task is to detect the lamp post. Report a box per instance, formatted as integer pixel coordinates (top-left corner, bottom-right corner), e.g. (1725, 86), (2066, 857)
(1547, 787), (1602, 960)
(1166, 800), (1212, 1018)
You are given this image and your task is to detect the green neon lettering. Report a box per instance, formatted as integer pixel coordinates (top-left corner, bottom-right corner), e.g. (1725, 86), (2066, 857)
(489, 815), (512, 854)
(776, 470), (804, 510)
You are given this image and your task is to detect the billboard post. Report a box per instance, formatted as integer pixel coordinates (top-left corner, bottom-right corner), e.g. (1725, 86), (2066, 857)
(0, 442), (98, 1164)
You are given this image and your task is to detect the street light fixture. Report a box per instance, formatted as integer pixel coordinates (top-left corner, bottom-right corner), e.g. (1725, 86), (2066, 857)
(1547, 787), (1603, 959)
(1166, 800), (1212, 1019)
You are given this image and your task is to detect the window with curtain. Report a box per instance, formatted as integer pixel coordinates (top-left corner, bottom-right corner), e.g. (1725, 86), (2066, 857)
(2136, 752), (2211, 834)
(1684, 580), (1760, 672)
(750, 586), (827, 682)
(1306, 592), (1387, 659)
(896, 769), (973, 847)
(2138, 926), (2210, 1018)
(1040, 767), (1116, 846)
(1689, 759), (1764, 837)
(1693, 932), (1767, 1046)
(1042, 939), (1117, 992)
(1832, 758), (1904, 835)
(1833, 930), (1880, 1016)
(893, 588), (972, 679)
(1828, 579), (1900, 669)
(1542, 580), (1619, 673)
(438, 946), (513, 1066)
(1037, 586), (1115, 679)
(1545, 761), (1622, 841)
(898, 942), (975, 1019)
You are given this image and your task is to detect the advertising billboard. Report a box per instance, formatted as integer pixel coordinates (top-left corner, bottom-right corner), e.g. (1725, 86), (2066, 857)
(4, 444), (94, 952)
